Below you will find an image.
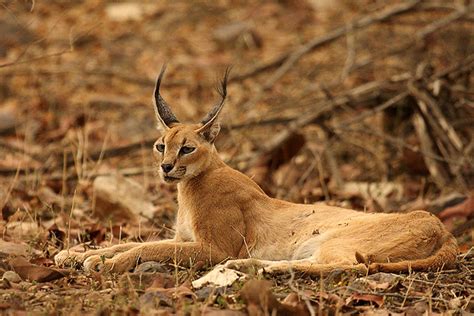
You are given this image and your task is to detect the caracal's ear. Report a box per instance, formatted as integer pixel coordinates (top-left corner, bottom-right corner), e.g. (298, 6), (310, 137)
(153, 64), (180, 131)
(195, 67), (231, 143)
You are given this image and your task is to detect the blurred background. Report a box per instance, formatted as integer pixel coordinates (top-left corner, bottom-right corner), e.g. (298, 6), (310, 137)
(0, 1), (473, 253)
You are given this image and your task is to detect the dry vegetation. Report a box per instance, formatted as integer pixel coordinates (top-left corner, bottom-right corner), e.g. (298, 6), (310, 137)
(0, 0), (473, 314)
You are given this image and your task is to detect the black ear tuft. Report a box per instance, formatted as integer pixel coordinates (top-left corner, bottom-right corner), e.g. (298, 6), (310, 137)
(153, 64), (180, 129)
(199, 67), (231, 126)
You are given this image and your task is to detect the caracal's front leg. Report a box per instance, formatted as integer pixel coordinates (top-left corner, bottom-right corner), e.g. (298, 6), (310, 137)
(83, 241), (228, 273)
(55, 243), (141, 267)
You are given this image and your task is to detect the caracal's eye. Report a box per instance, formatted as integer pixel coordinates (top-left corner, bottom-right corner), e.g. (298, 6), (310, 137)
(155, 144), (165, 153)
(180, 146), (195, 155)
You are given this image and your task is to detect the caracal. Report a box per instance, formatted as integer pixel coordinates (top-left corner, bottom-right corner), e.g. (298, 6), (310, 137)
(55, 66), (458, 275)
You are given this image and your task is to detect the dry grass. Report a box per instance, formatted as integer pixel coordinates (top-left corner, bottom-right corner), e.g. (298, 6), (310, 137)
(0, 0), (473, 314)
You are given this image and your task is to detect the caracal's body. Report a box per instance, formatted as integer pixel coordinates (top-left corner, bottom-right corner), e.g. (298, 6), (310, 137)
(55, 67), (458, 275)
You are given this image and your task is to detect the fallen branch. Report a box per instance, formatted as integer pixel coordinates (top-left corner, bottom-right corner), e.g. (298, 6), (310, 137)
(240, 0), (421, 109)
(351, 4), (473, 73)
(234, 1), (420, 83)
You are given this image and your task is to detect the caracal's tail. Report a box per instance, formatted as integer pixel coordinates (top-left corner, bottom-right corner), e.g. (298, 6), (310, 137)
(265, 232), (458, 276)
(368, 232), (458, 273)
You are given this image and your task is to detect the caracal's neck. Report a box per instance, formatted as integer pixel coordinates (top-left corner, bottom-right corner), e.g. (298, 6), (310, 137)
(177, 145), (227, 191)
(204, 145), (227, 171)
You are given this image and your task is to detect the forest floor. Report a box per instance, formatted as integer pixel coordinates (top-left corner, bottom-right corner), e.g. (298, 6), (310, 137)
(0, 0), (473, 314)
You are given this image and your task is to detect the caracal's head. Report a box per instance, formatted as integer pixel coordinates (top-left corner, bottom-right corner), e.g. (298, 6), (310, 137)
(152, 65), (230, 184)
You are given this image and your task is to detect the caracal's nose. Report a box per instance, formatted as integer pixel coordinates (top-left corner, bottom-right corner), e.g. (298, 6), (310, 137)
(161, 164), (174, 173)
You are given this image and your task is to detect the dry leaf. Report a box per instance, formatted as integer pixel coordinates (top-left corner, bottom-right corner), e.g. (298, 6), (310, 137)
(366, 280), (390, 290)
(281, 292), (310, 314)
(240, 279), (280, 315)
(1, 271), (21, 283)
(0, 240), (29, 257)
(29, 258), (55, 267)
(439, 193), (473, 220)
(240, 279), (309, 316)
(147, 273), (175, 289)
(9, 257), (69, 282)
(347, 293), (384, 307)
(352, 272), (401, 294)
(192, 266), (246, 289)
(140, 285), (196, 309)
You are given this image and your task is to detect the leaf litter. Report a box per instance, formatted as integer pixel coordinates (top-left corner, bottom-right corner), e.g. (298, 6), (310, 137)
(0, 0), (473, 314)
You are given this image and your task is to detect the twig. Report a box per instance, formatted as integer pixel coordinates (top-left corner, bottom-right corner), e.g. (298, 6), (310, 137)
(408, 83), (463, 152)
(461, 247), (474, 260)
(287, 268), (316, 316)
(428, 264), (445, 295)
(417, 4), (472, 39)
(231, 226), (252, 258)
(402, 275), (414, 308)
(412, 113), (449, 188)
(340, 22), (356, 81)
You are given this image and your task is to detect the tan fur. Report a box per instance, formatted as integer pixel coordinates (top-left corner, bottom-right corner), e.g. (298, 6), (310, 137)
(55, 70), (458, 275)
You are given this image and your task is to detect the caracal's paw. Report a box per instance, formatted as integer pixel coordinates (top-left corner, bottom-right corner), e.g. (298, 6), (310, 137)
(257, 264), (284, 275)
(223, 259), (250, 270)
(257, 261), (309, 275)
(83, 255), (104, 272)
(54, 250), (86, 267)
(223, 258), (272, 272)
(84, 253), (138, 274)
